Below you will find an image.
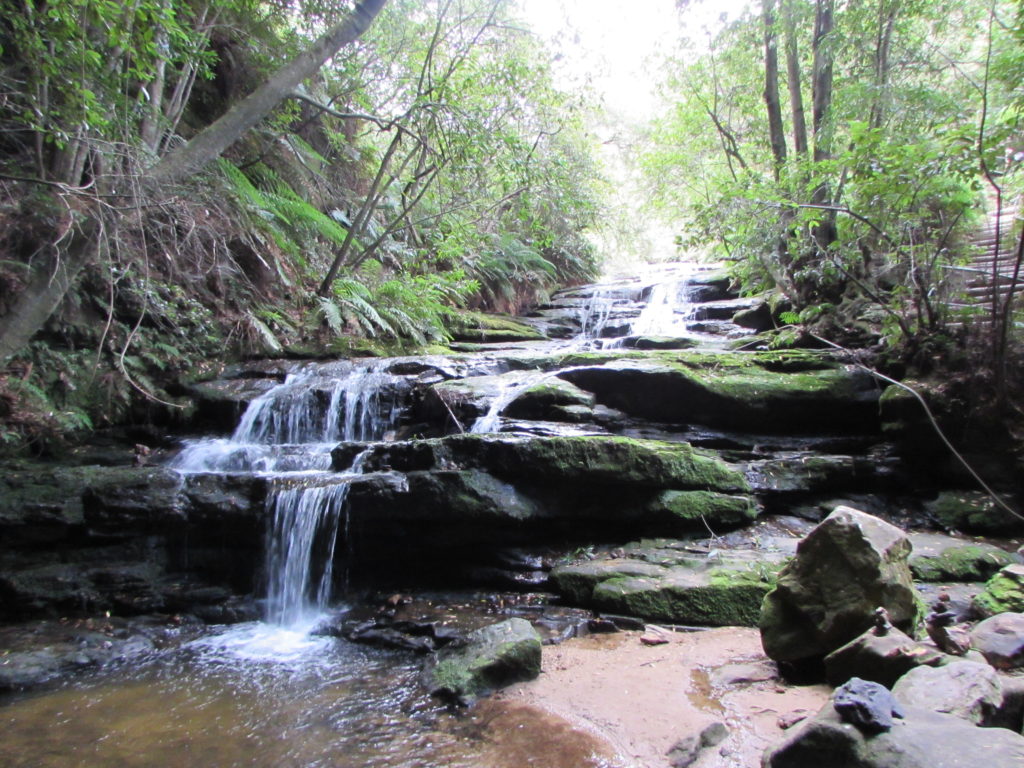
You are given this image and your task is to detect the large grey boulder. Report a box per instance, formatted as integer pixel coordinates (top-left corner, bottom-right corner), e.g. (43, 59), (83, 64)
(763, 702), (1024, 768)
(970, 612), (1024, 669)
(891, 661), (1003, 725)
(759, 507), (921, 668)
(422, 617), (541, 704)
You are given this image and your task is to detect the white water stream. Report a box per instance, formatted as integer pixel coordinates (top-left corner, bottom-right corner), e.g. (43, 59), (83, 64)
(173, 362), (402, 631)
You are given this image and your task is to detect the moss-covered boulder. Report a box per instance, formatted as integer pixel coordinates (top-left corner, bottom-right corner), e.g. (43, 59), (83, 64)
(973, 564), (1024, 616)
(423, 617), (541, 703)
(926, 491), (1024, 534)
(759, 507), (921, 668)
(909, 541), (1018, 583)
(550, 540), (783, 626)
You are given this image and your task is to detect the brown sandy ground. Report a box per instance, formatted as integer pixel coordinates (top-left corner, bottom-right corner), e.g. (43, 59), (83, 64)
(470, 626), (829, 768)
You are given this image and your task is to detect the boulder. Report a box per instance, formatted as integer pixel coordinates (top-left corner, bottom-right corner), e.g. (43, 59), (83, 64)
(763, 702), (1024, 768)
(891, 661), (1003, 725)
(423, 617), (541, 704)
(824, 624), (945, 688)
(970, 612), (1024, 669)
(759, 507), (921, 668)
(503, 378), (596, 421)
(974, 564), (1024, 616)
(833, 677), (904, 733)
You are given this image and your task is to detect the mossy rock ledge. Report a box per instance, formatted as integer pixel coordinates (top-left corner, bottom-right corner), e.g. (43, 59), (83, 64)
(550, 539), (784, 627)
(556, 349), (880, 434)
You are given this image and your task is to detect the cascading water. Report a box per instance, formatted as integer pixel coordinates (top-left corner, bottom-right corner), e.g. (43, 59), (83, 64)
(629, 276), (698, 337)
(173, 361), (403, 627)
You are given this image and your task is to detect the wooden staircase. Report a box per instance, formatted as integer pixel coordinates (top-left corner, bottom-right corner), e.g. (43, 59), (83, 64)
(946, 193), (1022, 327)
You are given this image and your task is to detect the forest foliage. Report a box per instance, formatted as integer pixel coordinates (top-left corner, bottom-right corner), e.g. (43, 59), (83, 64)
(643, 0), (1023, 370)
(0, 0), (601, 448)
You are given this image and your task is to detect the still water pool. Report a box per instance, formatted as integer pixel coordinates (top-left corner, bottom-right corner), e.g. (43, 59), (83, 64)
(2, 622), (617, 768)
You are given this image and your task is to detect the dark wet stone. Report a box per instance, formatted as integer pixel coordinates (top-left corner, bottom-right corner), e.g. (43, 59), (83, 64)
(824, 624), (946, 688)
(764, 702), (1024, 768)
(423, 617), (542, 704)
(667, 721), (729, 768)
(833, 677), (904, 733)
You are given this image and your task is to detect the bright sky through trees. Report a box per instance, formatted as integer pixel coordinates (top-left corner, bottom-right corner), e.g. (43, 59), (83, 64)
(518, 0), (752, 118)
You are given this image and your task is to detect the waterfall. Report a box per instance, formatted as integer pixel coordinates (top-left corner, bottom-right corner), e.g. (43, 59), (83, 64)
(172, 362), (403, 627)
(578, 287), (617, 339)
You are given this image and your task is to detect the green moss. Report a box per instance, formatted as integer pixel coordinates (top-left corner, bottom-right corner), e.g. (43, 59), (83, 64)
(591, 575), (771, 626)
(467, 435), (749, 492)
(646, 490), (756, 528)
(973, 564), (1024, 615)
(928, 492), (1022, 534)
(909, 545), (1017, 582)
(447, 311), (546, 343)
(427, 618), (541, 701)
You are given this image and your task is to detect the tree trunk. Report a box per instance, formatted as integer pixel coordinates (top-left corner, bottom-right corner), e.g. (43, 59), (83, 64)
(148, 0), (387, 187)
(0, 0), (388, 363)
(0, 206), (100, 363)
(869, 0), (897, 130)
(811, 0), (835, 167)
(763, 0), (788, 179)
(810, 0), (837, 249)
(783, 0), (808, 156)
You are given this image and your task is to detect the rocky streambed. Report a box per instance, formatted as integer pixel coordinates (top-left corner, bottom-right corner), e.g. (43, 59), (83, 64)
(2, 263), (1024, 766)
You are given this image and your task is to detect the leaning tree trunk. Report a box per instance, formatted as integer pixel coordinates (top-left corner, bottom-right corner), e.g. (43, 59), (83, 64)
(0, 0), (388, 364)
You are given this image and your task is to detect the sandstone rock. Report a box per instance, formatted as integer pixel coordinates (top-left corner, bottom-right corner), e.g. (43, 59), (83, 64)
(909, 540), (1019, 583)
(551, 540), (783, 627)
(974, 564), (1024, 616)
(423, 617), (541, 704)
(759, 507), (921, 668)
(926, 491), (1024, 535)
(824, 624), (945, 688)
(892, 661), (1003, 725)
(557, 349), (880, 434)
(763, 703), (1024, 768)
(970, 612), (1024, 669)
(666, 721), (728, 768)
